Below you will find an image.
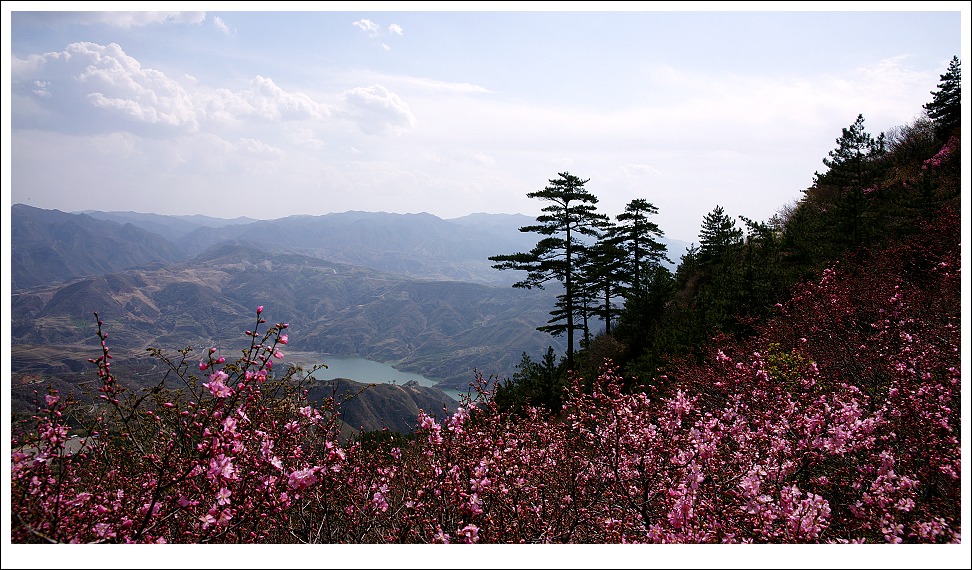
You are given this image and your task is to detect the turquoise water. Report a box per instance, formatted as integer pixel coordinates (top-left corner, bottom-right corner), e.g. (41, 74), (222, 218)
(310, 355), (465, 401)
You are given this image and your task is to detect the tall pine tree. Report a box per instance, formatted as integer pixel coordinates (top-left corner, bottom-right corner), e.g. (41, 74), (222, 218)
(697, 205), (743, 266)
(489, 172), (609, 370)
(924, 56), (961, 141)
(612, 198), (669, 295)
(812, 114), (886, 248)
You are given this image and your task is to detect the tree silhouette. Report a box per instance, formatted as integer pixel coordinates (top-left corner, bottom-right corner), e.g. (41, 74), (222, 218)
(489, 172), (608, 370)
(924, 56), (961, 140)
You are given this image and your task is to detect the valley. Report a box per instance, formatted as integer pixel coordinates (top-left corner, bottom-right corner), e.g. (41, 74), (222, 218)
(10, 205), (584, 429)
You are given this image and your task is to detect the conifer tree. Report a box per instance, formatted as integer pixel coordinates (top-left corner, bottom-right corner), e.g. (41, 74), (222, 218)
(812, 114), (886, 248)
(612, 199), (669, 295)
(697, 205), (742, 265)
(489, 172), (609, 370)
(575, 233), (625, 337)
(924, 56), (961, 140)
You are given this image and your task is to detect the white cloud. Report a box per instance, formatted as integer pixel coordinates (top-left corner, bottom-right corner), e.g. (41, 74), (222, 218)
(240, 76), (330, 121)
(342, 85), (416, 135)
(389, 24), (403, 36)
(381, 43), (392, 52)
(104, 11), (207, 27)
(353, 18), (380, 37)
(31, 80), (52, 97)
(213, 16), (232, 35)
(288, 127), (327, 150)
(400, 77), (492, 95)
(335, 71), (493, 95)
(12, 42), (198, 131)
(236, 137), (285, 159)
(11, 42), (332, 133)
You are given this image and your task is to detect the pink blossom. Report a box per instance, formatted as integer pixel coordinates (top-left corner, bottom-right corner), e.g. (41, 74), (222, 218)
(199, 513), (217, 530)
(458, 524), (480, 543)
(217, 487), (232, 506)
(433, 527), (451, 543)
(208, 454), (237, 481)
(203, 371), (233, 398)
(287, 467), (319, 491)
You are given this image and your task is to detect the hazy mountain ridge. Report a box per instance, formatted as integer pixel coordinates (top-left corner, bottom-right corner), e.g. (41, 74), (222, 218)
(80, 209), (258, 242)
(47, 207), (689, 284)
(11, 204), (187, 290)
(169, 211), (544, 286)
(11, 204), (686, 430)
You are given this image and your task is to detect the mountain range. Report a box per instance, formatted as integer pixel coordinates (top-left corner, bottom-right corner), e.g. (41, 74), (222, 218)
(10, 204), (689, 430)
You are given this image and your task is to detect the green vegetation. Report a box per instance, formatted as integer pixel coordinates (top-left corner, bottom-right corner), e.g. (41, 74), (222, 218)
(492, 56), (961, 414)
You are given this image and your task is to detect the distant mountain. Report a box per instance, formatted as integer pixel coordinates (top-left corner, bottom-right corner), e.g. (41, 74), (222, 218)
(69, 208), (691, 280)
(11, 241), (562, 408)
(11, 204), (186, 290)
(169, 211), (544, 286)
(79, 210), (257, 242)
(10, 205), (686, 431)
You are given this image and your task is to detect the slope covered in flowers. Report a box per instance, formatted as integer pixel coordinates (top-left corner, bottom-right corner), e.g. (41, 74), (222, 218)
(11, 204), (960, 544)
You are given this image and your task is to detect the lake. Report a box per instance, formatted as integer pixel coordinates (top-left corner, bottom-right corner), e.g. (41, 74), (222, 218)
(299, 354), (467, 401)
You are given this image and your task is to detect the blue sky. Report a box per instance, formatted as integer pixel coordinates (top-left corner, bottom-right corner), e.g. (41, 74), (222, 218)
(4, 2), (968, 243)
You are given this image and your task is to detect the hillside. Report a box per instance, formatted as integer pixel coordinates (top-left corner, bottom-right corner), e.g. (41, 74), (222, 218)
(10, 240), (562, 417)
(11, 204), (187, 290)
(306, 378), (458, 436)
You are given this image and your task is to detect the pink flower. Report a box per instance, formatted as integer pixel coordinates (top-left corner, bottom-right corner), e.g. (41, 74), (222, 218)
(199, 361), (209, 371)
(373, 490), (389, 512)
(458, 524), (480, 543)
(208, 454), (237, 481)
(278, 334), (288, 345)
(204, 371), (233, 398)
(257, 305), (264, 314)
(199, 513), (217, 530)
(287, 467), (319, 491)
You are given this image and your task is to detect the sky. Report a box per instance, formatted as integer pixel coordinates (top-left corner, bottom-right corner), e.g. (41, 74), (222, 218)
(3, 2), (967, 244)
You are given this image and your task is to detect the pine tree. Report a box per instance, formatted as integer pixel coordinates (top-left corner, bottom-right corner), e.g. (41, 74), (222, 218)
(812, 114), (885, 248)
(924, 56), (961, 140)
(612, 199), (669, 295)
(575, 232), (625, 337)
(697, 205), (743, 265)
(489, 172), (609, 370)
